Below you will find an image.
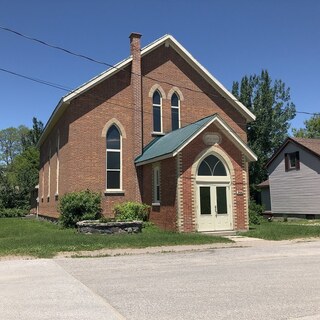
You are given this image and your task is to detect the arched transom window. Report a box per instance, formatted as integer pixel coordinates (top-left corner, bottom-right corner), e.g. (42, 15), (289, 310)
(171, 93), (180, 131)
(153, 91), (162, 133)
(198, 155), (227, 176)
(106, 125), (122, 190)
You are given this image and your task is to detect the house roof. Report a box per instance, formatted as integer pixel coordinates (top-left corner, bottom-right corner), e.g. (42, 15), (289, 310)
(266, 137), (320, 167)
(38, 34), (255, 147)
(135, 114), (257, 166)
(256, 180), (269, 188)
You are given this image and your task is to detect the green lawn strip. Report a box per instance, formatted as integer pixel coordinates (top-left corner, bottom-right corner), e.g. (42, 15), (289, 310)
(240, 221), (320, 240)
(0, 218), (232, 258)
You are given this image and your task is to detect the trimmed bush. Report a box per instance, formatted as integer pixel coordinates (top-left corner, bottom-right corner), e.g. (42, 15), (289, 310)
(249, 200), (264, 225)
(114, 201), (150, 222)
(0, 208), (28, 218)
(58, 190), (102, 228)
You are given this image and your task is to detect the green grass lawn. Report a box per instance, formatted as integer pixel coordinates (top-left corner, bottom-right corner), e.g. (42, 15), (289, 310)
(241, 220), (320, 240)
(0, 218), (231, 258)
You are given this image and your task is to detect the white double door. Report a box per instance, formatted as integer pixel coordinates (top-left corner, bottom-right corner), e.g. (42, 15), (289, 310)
(197, 183), (232, 232)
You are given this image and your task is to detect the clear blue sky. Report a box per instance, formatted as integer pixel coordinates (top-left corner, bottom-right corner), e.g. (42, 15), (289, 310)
(0, 0), (319, 132)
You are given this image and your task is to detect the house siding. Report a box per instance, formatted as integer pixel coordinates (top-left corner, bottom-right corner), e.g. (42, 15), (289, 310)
(268, 143), (320, 216)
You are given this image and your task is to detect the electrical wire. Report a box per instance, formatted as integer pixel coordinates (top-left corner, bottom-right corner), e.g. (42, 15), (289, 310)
(2, 24), (315, 114)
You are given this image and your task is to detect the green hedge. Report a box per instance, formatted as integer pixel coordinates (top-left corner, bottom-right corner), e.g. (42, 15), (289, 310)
(249, 200), (264, 225)
(58, 190), (102, 228)
(0, 208), (28, 218)
(114, 201), (150, 222)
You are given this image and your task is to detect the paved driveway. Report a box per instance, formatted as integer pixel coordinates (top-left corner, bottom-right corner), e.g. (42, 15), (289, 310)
(1, 239), (320, 319)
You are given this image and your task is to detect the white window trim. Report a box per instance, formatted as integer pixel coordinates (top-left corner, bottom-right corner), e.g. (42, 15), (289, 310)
(106, 126), (123, 192)
(171, 93), (180, 130)
(153, 165), (161, 204)
(41, 166), (45, 200)
(153, 92), (163, 134)
(56, 131), (60, 196)
(47, 145), (51, 199)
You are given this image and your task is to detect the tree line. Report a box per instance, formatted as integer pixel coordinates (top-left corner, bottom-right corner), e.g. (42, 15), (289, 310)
(0, 117), (43, 210)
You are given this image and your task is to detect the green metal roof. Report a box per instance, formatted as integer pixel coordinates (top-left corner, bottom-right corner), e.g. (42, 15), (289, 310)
(135, 115), (216, 165)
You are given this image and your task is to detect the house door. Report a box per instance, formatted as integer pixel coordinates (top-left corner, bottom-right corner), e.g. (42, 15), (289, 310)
(198, 184), (232, 231)
(196, 154), (233, 232)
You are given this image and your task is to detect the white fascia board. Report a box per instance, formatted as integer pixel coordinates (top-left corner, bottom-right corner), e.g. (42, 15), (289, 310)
(213, 117), (258, 162)
(173, 117), (217, 156)
(135, 153), (174, 167)
(173, 115), (257, 162)
(165, 36), (256, 122)
(63, 57), (133, 103)
(38, 57), (133, 147)
(37, 98), (66, 147)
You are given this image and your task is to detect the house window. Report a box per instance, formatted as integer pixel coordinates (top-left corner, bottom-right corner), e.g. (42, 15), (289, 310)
(171, 93), (180, 131)
(106, 125), (122, 190)
(153, 91), (162, 133)
(285, 152), (300, 171)
(153, 165), (160, 204)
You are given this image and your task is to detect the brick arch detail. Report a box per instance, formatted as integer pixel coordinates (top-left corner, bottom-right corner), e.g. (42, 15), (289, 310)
(167, 87), (184, 101)
(191, 146), (235, 178)
(101, 118), (127, 138)
(148, 84), (166, 99)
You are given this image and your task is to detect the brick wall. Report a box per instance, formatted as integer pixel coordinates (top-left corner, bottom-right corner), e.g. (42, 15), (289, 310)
(142, 157), (177, 231)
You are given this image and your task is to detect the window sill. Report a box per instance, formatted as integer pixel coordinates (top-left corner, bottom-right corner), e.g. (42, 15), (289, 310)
(104, 190), (125, 196)
(151, 132), (165, 137)
(152, 202), (161, 206)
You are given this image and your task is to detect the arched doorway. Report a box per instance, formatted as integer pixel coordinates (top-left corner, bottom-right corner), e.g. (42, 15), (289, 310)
(196, 154), (233, 232)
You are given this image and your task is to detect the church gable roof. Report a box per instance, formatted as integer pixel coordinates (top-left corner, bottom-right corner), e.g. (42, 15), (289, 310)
(38, 34), (255, 146)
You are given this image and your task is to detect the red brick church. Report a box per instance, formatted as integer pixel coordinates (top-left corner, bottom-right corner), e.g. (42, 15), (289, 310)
(37, 33), (257, 232)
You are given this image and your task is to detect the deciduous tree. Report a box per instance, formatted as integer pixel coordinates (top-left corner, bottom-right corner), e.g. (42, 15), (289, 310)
(232, 70), (296, 195)
(293, 114), (320, 138)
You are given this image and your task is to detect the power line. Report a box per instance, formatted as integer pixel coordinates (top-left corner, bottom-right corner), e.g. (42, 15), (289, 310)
(2, 25), (320, 118)
(0, 67), (71, 91)
(0, 66), (249, 135)
(0, 65), (319, 132)
(0, 25), (255, 106)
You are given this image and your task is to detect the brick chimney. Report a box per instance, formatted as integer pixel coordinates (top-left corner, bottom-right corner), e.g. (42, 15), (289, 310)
(129, 32), (142, 157)
(129, 32), (143, 202)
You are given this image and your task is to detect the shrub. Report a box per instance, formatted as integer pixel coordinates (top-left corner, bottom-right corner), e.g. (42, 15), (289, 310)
(0, 208), (28, 218)
(114, 201), (150, 222)
(249, 200), (264, 225)
(58, 190), (102, 228)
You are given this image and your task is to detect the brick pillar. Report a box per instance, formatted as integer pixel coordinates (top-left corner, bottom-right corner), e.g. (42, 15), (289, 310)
(129, 32), (143, 202)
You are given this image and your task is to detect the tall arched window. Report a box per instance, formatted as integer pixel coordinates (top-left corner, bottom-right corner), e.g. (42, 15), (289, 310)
(153, 91), (162, 133)
(171, 93), (180, 131)
(106, 125), (121, 190)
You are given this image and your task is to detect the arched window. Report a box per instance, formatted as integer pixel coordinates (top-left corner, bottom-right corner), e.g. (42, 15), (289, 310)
(171, 93), (180, 131)
(153, 91), (162, 133)
(198, 155), (227, 176)
(106, 125), (121, 190)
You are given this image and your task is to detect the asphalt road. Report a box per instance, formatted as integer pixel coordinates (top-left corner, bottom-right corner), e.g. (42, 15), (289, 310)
(1, 239), (320, 319)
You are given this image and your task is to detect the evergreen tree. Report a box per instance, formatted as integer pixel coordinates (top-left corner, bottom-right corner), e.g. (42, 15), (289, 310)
(232, 70), (296, 195)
